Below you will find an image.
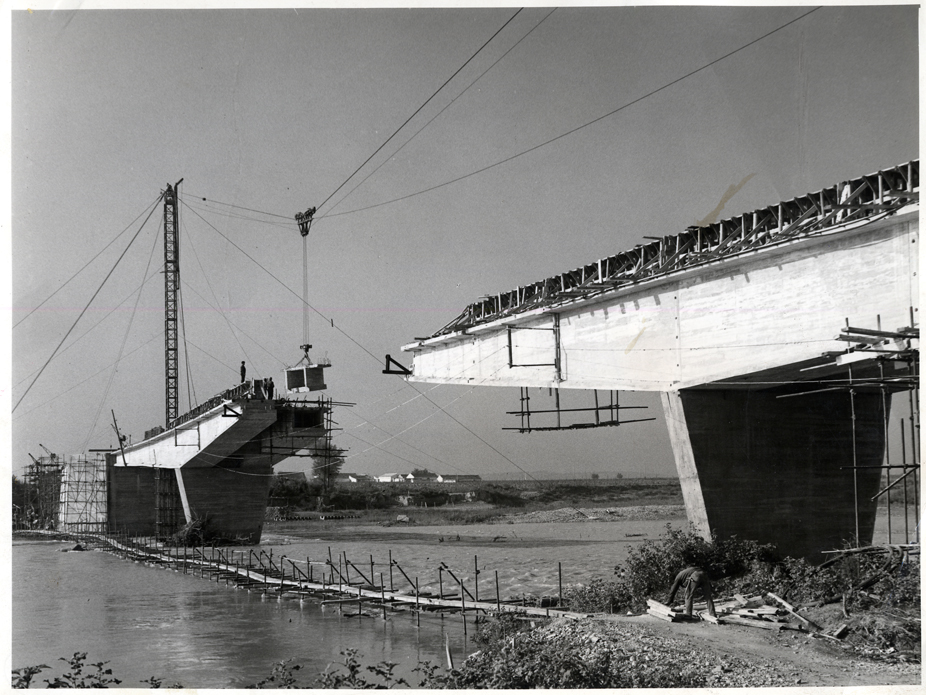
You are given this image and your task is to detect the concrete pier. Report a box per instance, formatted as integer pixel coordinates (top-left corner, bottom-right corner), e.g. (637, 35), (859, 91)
(663, 388), (887, 561)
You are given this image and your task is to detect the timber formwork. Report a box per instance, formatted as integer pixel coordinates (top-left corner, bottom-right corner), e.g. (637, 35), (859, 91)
(433, 161), (919, 337)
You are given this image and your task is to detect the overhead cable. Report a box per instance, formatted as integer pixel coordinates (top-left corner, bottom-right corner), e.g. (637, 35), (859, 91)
(324, 7), (822, 219)
(324, 8), (554, 216)
(315, 8), (524, 213)
(184, 198), (543, 479)
(81, 213), (162, 452)
(14, 195), (162, 328)
(14, 264), (164, 390)
(14, 196), (163, 413)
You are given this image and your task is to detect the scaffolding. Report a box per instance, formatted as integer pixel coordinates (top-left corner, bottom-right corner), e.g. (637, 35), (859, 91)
(58, 455), (108, 533)
(21, 454), (63, 530)
(155, 468), (183, 539)
(781, 314), (920, 547)
(505, 388), (654, 432)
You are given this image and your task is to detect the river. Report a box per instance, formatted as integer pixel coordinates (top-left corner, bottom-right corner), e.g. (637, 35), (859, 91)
(12, 538), (471, 688)
(13, 505), (903, 688)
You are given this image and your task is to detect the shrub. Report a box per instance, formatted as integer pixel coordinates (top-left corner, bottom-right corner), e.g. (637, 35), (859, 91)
(564, 525), (777, 613)
(471, 611), (538, 645)
(451, 625), (711, 688)
(314, 649), (407, 689)
(474, 485), (525, 507)
(14, 652), (123, 689)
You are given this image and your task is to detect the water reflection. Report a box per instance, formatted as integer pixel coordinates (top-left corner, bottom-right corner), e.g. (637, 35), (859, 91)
(13, 540), (468, 688)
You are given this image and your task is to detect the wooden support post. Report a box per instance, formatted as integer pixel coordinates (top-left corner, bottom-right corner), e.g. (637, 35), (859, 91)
(559, 562), (563, 607)
(308, 556), (312, 584)
(496, 570), (501, 612)
(370, 554), (375, 586)
(439, 567), (444, 600)
(459, 577), (467, 636)
(474, 555), (479, 603)
(389, 550), (394, 592)
(415, 578), (420, 628)
(381, 574), (386, 620)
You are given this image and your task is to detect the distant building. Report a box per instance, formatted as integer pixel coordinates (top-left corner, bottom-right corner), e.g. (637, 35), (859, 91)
(334, 472), (372, 483)
(437, 474), (482, 484)
(406, 470), (438, 483)
(376, 473), (406, 483)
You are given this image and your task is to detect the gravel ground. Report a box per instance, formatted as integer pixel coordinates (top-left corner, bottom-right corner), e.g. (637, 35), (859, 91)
(520, 617), (796, 687)
(476, 615), (921, 688)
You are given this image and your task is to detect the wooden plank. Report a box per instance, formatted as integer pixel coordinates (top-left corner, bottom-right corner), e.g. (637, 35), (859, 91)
(733, 593), (763, 607)
(767, 592), (821, 631)
(647, 609), (678, 622)
(698, 612), (720, 624)
(723, 615), (783, 631)
(646, 599), (677, 615)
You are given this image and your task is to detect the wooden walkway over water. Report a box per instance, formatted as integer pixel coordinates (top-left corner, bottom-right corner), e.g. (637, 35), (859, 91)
(26, 530), (593, 625)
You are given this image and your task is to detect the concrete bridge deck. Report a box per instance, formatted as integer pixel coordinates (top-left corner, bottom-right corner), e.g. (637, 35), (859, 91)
(401, 162), (919, 560)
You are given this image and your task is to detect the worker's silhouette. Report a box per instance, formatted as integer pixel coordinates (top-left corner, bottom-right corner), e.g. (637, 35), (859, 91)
(667, 566), (716, 617)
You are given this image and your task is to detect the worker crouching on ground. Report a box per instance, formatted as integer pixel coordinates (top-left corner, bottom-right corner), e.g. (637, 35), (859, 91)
(668, 566), (717, 617)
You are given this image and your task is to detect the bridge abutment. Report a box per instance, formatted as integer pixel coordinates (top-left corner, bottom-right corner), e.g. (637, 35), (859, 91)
(662, 387), (888, 562)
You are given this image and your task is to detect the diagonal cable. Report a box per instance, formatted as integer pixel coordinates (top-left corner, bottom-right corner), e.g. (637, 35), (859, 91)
(80, 212), (161, 451)
(325, 8), (555, 216)
(14, 196), (163, 412)
(14, 196), (161, 328)
(324, 7), (822, 219)
(315, 8), (524, 212)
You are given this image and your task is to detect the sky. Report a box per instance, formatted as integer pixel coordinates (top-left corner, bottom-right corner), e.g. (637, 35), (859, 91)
(6, 3), (920, 482)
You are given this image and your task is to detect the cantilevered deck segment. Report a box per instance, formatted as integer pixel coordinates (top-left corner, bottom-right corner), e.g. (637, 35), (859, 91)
(402, 161), (920, 560)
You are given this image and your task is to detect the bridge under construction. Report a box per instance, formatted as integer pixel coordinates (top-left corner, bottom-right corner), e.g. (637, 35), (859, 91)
(402, 160), (920, 560)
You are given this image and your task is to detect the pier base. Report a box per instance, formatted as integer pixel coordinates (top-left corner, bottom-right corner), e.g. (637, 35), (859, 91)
(662, 387), (888, 562)
(179, 461), (272, 544)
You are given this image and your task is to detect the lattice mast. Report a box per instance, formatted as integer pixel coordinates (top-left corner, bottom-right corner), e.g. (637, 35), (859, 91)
(163, 181), (183, 427)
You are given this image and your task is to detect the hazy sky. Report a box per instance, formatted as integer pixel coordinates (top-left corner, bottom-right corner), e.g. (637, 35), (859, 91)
(7, 3), (919, 480)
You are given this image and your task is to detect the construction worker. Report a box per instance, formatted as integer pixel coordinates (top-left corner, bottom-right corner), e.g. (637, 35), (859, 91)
(240, 361), (247, 383)
(667, 566), (716, 617)
(267, 377), (275, 401)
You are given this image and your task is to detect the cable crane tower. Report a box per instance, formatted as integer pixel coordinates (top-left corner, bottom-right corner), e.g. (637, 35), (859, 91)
(285, 206), (330, 393)
(163, 180), (183, 427)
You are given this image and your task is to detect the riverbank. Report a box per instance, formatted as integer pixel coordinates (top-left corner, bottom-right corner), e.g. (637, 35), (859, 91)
(14, 503), (918, 688)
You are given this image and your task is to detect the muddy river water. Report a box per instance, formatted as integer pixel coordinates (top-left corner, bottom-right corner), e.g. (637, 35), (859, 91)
(13, 505), (905, 688)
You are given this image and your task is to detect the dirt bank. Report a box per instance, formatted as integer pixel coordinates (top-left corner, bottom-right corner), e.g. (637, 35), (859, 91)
(518, 614), (921, 687)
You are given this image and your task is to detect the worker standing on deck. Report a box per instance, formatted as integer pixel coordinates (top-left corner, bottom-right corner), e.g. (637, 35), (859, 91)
(667, 566), (716, 617)
(240, 361), (247, 383)
(267, 377), (275, 401)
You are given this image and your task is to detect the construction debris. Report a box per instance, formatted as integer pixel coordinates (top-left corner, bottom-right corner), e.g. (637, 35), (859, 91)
(646, 599), (698, 623)
(768, 592), (821, 631)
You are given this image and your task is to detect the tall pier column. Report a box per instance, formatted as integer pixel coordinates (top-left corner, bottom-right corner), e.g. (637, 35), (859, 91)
(662, 387), (888, 561)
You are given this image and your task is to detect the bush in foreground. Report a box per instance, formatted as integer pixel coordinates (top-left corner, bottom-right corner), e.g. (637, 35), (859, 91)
(561, 525), (920, 621)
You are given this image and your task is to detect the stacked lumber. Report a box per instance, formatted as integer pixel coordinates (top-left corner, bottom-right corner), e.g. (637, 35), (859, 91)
(646, 599), (698, 623)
